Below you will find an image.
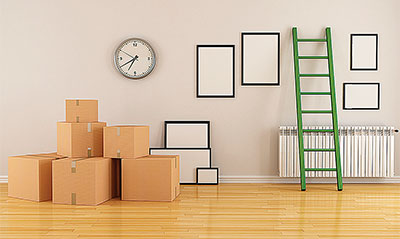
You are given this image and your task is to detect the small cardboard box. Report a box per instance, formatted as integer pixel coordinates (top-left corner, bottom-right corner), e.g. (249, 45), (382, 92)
(57, 122), (106, 158)
(103, 126), (149, 159)
(121, 155), (180, 202)
(8, 153), (67, 202)
(66, 99), (98, 123)
(52, 157), (112, 205)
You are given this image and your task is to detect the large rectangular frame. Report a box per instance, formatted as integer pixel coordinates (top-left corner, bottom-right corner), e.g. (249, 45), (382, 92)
(196, 45), (235, 98)
(150, 148), (212, 185)
(241, 32), (280, 86)
(343, 83), (380, 110)
(350, 34), (378, 71)
(164, 121), (210, 149)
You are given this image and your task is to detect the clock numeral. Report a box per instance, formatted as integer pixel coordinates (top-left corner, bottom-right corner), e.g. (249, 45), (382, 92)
(120, 57), (122, 60)
(133, 42), (137, 47)
(134, 71), (137, 75)
(148, 57), (151, 60)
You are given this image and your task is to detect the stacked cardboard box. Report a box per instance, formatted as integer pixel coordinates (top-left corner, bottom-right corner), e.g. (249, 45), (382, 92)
(104, 126), (180, 202)
(8, 99), (180, 205)
(8, 153), (67, 201)
(53, 99), (115, 205)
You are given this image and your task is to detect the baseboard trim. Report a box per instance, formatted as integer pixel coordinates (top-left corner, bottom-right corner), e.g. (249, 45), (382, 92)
(1, 175), (399, 184)
(0, 176), (8, 183)
(219, 175), (400, 183)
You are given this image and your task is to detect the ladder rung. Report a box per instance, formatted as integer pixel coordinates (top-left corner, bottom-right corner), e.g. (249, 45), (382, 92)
(300, 92), (331, 95)
(305, 168), (337, 171)
(299, 74), (330, 77)
(298, 56), (328, 59)
(304, 148), (336, 152)
(302, 110), (332, 114)
(298, 38), (327, 42)
(303, 129), (334, 133)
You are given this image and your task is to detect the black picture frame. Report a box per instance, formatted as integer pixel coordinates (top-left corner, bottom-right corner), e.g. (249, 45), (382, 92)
(149, 148), (212, 185)
(241, 32), (280, 86)
(350, 34), (378, 71)
(164, 121), (211, 149)
(343, 83), (380, 110)
(196, 45), (235, 98)
(196, 167), (219, 185)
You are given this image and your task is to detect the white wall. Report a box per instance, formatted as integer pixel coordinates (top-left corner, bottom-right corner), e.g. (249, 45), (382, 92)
(1, 0), (400, 178)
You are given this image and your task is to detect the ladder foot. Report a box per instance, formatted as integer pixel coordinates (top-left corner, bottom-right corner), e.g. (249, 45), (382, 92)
(301, 188), (306, 191)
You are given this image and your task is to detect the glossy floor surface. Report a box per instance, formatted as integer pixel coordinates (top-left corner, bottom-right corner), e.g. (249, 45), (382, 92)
(0, 183), (399, 238)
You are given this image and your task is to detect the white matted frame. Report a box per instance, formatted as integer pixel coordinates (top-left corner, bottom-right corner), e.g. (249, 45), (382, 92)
(343, 83), (380, 110)
(196, 45), (235, 98)
(196, 168), (219, 185)
(164, 121), (210, 148)
(150, 148), (212, 184)
(350, 34), (378, 71)
(241, 32), (280, 86)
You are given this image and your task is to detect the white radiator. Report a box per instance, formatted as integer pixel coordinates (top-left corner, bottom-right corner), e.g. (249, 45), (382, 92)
(279, 126), (395, 177)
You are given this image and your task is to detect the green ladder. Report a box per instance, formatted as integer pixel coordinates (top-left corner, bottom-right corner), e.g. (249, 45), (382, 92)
(292, 27), (343, 191)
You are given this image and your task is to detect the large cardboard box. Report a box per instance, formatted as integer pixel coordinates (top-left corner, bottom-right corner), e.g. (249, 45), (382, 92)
(66, 99), (98, 123)
(8, 153), (67, 202)
(103, 126), (149, 159)
(57, 122), (106, 157)
(121, 155), (180, 202)
(52, 157), (112, 205)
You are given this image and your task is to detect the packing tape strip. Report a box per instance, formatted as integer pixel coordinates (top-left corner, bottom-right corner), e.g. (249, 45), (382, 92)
(76, 100), (79, 106)
(88, 148), (92, 157)
(175, 157), (177, 168)
(71, 161), (76, 173)
(117, 149), (120, 158)
(87, 123), (92, 133)
(117, 127), (120, 136)
(71, 193), (76, 205)
(76, 116), (80, 123)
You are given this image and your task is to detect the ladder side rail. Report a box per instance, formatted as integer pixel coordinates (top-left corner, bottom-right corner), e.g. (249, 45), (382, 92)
(326, 27), (343, 191)
(292, 27), (307, 191)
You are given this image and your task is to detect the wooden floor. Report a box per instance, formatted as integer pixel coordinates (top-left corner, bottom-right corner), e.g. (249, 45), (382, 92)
(0, 183), (399, 238)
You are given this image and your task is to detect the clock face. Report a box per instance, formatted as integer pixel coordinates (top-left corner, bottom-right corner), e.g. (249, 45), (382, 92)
(114, 38), (156, 79)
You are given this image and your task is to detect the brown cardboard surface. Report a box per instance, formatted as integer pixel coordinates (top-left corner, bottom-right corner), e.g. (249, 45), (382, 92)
(121, 155), (180, 202)
(66, 99), (98, 123)
(8, 153), (65, 202)
(103, 126), (149, 159)
(52, 157), (112, 205)
(57, 122), (106, 157)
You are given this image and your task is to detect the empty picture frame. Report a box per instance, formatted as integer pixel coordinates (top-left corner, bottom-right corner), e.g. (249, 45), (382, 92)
(343, 83), (380, 110)
(241, 32), (280, 86)
(350, 34), (378, 71)
(150, 148), (212, 184)
(196, 45), (235, 98)
(196, 168), (219, 185)
(164, 121), (210, 148)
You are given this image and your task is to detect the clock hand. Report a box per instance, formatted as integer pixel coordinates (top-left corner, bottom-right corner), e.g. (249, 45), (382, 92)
(120, 58), (135, 68)
(120, 49), (136, 59)
(128, 55), (139, 71)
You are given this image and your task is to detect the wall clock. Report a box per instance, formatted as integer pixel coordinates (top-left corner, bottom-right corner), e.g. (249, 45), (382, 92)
(114, 38), (156, 79)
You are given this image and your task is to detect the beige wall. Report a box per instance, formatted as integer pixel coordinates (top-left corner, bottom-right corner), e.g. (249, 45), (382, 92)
(1, 0), (399, 178)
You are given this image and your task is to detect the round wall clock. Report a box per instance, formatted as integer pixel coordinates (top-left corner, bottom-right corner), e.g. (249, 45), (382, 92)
(114, 38), (156, 80)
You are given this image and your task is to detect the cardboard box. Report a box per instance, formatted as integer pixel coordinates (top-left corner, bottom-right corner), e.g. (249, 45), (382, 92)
(57, 122), (106, 157)
(66, 99), (98, 123)
(121, 155), (180, 202)
(8, 153), (67, 202)
(103, 126), (149, 159)
(52, 157), (112, 205)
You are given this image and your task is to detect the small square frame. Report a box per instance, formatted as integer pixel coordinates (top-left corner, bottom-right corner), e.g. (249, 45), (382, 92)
(196, 167), (219, 185)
